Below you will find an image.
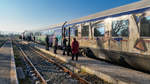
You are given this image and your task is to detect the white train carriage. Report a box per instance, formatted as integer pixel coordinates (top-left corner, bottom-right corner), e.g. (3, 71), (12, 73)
(27, 0), (150, 72)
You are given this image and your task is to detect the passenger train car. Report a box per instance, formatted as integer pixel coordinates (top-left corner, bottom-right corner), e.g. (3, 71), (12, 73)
(24, 0), (150, 72)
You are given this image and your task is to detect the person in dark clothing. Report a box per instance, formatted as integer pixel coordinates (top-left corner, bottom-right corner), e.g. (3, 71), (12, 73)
(54, 37), (58, 54)
(71, 38), (79, 61)
(49, 36), (53, 47)
(45, 35), (49, 50)
(67, 44), (72, 56)
(33, 36), (35, 41)
(63, 38), (67, 55)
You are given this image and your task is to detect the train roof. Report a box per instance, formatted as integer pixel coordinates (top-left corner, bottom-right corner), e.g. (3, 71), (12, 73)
(67, 0), (150, 25)
(29, 0), (150, 32)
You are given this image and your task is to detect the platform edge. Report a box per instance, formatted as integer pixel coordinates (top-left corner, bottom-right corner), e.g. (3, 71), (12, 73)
(10, 41), (19, 84)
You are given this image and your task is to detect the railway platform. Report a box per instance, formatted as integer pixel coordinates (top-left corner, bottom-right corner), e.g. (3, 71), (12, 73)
(0, 41), (18, 84)
(27, 41), (150, 84)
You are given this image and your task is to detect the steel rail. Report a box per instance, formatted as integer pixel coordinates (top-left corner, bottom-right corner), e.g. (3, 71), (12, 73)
(19, 47), (47, 84)
(29, 46), (90, 84)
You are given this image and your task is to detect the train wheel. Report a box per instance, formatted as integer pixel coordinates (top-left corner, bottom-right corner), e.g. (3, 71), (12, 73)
(80, 48), (87, 57)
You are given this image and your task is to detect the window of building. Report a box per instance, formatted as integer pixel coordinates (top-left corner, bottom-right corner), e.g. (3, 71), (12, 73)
(82, 25), (89, 37)
(112, 20), (129, 37)
(140, 16), (150, 37)
(94, 23), (105, 37)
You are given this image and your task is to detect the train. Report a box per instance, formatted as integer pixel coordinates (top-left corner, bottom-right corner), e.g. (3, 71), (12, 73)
(23, 0), (150, 72)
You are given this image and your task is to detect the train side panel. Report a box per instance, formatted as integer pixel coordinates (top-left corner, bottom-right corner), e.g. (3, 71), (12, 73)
(71, 9), (150, 72)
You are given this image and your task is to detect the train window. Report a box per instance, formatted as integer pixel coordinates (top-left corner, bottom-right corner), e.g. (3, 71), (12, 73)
(65, 29), (69, 37)
(35, 32), (41, 36)
(75, 29), (78, 36)
(70, 28), (78, 37)
(82, 25), (89, 37)
(49, 29), (54, 35)
(41, 30), (49, 35)
(140, 16), (150, 37)
(112, 20), (129, 37)
(94, 23), (105, 37)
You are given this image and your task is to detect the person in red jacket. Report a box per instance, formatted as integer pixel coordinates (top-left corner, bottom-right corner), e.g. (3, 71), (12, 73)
(71, 38), (79, 61)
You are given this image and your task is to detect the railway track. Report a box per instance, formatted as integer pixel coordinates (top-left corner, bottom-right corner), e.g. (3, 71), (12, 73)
(17, 43), (90, 84)
(13, 40), (111, 84)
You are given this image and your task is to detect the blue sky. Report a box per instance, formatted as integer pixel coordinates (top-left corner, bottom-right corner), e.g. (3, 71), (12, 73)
(0, 0), (139, 32)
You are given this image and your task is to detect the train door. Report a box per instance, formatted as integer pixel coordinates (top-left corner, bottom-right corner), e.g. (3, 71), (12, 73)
(92, 20), (109, 59)
(69, 25), (78, 45)
(63, 25), (78, 47)
(77, 23), (92, 56)
(54, 28), (62, 47)
(109, 15), (130, 63)
(63, 27), (69, 48)
(70, 25), (78, 41)
(138, 11), (150, 53)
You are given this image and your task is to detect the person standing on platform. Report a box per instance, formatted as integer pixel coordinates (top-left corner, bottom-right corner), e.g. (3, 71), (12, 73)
(45, 35), (49, 50)
(54, 37), (58, 54)
(63, 37), (67, 55)
(49, 36), (53, 47)
(67, 43), (71, 56)
(33, 36), (35, 42)
(71, 38), (79, 61)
